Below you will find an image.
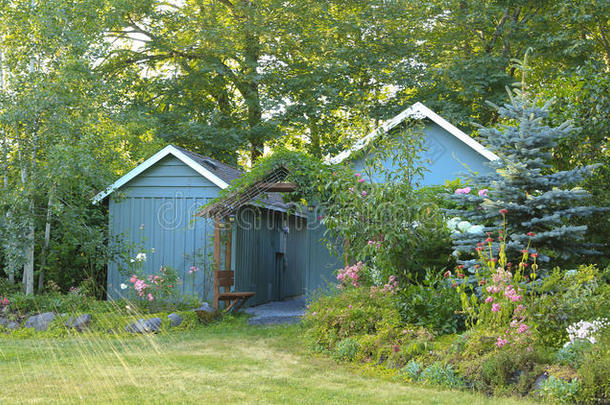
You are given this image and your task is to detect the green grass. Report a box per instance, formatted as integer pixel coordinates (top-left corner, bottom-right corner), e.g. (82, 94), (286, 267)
(0, 316), (533, 404)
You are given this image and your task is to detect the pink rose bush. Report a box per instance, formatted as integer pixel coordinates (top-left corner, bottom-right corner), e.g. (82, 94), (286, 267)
(126, 265), (179, 303)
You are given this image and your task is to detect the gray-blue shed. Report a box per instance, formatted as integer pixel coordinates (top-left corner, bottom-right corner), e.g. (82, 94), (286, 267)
(327, 102), (499, 184)
(94, 145), (333, 306)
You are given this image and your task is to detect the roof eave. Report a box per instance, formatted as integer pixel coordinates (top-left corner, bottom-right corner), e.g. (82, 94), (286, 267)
(92, 145), (230, 204)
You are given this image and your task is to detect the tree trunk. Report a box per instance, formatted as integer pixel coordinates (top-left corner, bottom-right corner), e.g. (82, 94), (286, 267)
(38, 191), (53, 292)
(23, 200), (35, 295)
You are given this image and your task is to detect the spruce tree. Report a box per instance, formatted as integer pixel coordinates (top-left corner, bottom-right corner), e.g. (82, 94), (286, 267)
(448, 86), (605, 269)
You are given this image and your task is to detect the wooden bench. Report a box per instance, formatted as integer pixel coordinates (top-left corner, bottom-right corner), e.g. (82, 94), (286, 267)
(213, 270), (255, 312)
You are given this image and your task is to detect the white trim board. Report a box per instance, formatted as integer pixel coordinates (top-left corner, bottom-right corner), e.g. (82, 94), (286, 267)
(92, 144), (229, 204)
(326, 102), (499, 164)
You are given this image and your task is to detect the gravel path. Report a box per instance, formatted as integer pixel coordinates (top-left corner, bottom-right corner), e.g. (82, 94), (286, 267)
(244, 296), (307, 325)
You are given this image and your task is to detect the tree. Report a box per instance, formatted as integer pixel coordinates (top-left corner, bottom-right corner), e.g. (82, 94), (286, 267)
(101, 0), (421, 161)
(448, 80), (605, 269)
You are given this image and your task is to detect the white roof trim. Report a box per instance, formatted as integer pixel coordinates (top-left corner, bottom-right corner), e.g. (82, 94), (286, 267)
(326, 102), (499, 164)
(92, 145), (229, 204)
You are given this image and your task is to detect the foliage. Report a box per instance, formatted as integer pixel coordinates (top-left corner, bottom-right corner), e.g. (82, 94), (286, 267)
(537, 376), (580, 404)
(528, 265), (610, 346)
(323, 126), (453, 283)
(332, 338), (360, 362)
(401, 360), (423, 382)
(420, 362), (464, 389)
(448, 85), (605, 270)
(576, 329), (610, 404)
(303, 285), (402, 354)
(396, 270), (464, 335)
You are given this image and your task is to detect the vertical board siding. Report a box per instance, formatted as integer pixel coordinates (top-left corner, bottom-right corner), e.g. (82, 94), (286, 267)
(351, 122), (493, 185)
(305, 212), (343, 294)
(107, 155), (218, 302)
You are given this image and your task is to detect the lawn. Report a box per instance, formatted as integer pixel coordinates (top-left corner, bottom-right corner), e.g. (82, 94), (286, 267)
(0, 317), (533, 404)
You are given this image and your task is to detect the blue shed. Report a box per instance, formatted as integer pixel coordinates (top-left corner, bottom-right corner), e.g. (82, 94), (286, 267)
(327, 102), (499, 184)
(94, 145), (310, 306)
(95, 102), (498, 307)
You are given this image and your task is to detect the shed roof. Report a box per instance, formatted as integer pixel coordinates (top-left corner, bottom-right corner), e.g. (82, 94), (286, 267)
(93, 144), (240, 204)
(326, 102), (499, 164)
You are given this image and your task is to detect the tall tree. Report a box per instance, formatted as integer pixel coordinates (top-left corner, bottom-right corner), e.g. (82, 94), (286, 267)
(101, 0), (421, 161)
(448, 79), (605, 269)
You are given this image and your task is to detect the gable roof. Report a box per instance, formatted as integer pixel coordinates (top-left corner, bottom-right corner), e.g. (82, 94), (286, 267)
(92, 145), (240, 204)
(326, 102), (499, 164)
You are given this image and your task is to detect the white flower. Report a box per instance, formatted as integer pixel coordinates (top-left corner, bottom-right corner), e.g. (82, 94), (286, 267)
(467, 225), (485, 234)
(151, 248), (155, 253)
(120, 283), (128, 290)
(130, 259), (135, 263)
(566, 317), (609, 345)
(135, 253), (147, 262)
(457, 221), (472, 233)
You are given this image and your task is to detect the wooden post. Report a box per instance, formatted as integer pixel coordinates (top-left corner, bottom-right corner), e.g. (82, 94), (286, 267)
(213, 217), (221, 310)
(225, 224), (232, 272)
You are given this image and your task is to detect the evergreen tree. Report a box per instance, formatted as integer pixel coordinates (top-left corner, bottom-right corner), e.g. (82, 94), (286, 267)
(447, 86), (605, 269)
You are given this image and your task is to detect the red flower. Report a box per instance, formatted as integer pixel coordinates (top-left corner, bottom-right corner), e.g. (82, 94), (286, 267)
(531, 253), (539, 258)
(457, 273), (465, 279)
(392, 344), (401, 353)
(443, 270), (451, 278)
(527, 232), (535, 237)
(479, 279), (486, 286)
(521, 249), (529, 254)
(485, 237), (493, 242)
(499, 209), (508, 214)
(457, 265), (464, 270)
(451, 282), (458, 288)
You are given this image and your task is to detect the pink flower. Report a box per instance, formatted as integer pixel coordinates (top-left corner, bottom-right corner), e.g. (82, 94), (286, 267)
(443, 270), (451, 278)
(495, 337), (509, 348)
(454, 187), (472, 194)
(485, 296), (494, 303)
(478, 189), (488, 197)
(361, 191), (367, 196)
(499, 208), (508, 214)
(147, 293), (154, 302)
(348, 187), (354, 193)
(130, 275), (137, 283)
(312, 311), (317, 316)
(492, 303), (501, 312)
(348, 304), (352, 309)
(358, 178), (365, 183)
(517, 324), (530, 334)
(355, 173), (361, 177)
(190, 266), (199, 273)
(527, 232), (535, 237)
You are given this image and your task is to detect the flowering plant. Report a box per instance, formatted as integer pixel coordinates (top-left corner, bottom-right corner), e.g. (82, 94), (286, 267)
(337, 261), (364, 288)
(456, 209), (537, 349)
(565, 318), (609, 346)
(0, 296), (9, 308)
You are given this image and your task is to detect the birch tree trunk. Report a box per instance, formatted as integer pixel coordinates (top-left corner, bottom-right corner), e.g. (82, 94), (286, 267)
(38, 191), (53, 292)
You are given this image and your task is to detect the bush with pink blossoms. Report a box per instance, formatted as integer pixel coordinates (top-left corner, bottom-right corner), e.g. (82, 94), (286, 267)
(336, 261), (364, 288)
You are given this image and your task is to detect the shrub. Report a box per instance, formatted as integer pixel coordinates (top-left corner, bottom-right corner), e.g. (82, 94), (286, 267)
(333, 338), (360, 361)
(529, 265), (610, 346)
(396, 270), (464, 335)
(303, 285), (402, 353)
(420, 362), (464, 388)
(554, 340), (592, 368)
(538, 376), (580, 404)
(401, 360), (423, 381)
(577, 329), (610, 404)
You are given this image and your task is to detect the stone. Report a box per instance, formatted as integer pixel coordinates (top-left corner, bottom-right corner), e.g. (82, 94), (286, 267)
(0, 317), (20, 330)
(532, 372), (549, 391)
(24, 312), (56, 331)
(168, 313), (183, 328)
(65, 314), (92, 332)
(125, 317), (162, 333)
(193, 303), (218, 323)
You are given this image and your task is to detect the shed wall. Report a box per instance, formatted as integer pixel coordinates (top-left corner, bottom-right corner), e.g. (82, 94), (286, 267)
(351, 122), (493, 185)
(107, 156), (218, 301)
